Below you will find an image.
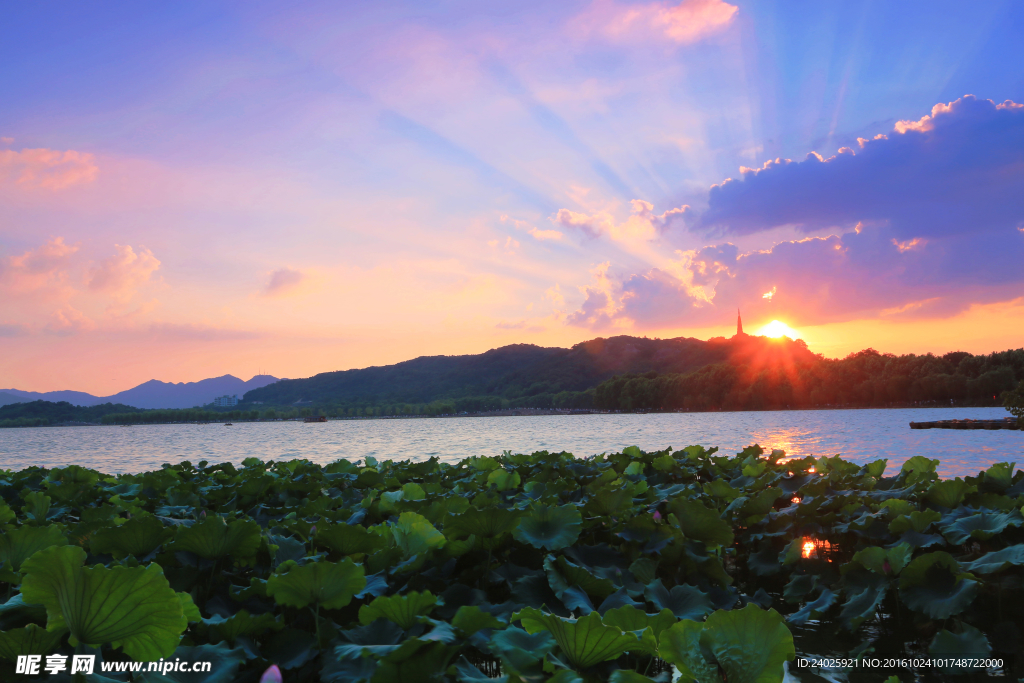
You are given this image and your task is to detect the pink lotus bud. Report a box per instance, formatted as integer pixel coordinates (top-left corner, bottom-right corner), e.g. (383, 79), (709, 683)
(653, 511), (662, 521)
(199, 510), (206, 519)
(310, 525), (317, 536)
(883, 559), (892, 574)
(260, 665), (283, 683)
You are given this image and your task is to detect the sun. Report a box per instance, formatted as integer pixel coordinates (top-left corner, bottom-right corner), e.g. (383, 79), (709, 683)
(758, 320), (800, 339)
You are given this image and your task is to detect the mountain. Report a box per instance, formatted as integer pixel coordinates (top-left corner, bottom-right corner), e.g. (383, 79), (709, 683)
(0, 391), (28, 407)
(1, 374), (280, 410)
(242, 336), (769, 406)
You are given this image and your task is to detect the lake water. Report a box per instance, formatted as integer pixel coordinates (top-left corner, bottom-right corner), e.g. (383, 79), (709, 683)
(1, 407), (1020, 478)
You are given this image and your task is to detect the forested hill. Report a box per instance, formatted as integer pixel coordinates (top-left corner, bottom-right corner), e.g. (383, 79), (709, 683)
(241, 335), (812, 408)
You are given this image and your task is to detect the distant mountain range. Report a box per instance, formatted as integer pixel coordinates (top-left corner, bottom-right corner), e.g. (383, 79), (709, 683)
(0, 374), (280, 410)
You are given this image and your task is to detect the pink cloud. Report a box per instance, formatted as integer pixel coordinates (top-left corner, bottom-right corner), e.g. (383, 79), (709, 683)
(0, 148), (98, 190)
(553, 199), (688, 241)
(46, 306), (96, 336)
(87, 245), (161, 301)
(571, 0), (738, 44)
(262, 267), (306, 297)
(0, 237), (78, 293)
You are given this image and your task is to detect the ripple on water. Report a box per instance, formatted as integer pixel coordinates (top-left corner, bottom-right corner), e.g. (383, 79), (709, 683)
(0, 407), (1019, 477)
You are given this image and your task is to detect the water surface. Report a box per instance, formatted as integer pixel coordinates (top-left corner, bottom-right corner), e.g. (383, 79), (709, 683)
(1, 407), (1019, 477)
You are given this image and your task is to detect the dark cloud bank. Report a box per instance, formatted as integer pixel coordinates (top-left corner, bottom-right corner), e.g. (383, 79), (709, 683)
(573, 96), (1024, 329)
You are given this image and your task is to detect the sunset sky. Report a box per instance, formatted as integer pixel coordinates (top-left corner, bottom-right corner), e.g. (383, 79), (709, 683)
(2, 0), (1023, 395)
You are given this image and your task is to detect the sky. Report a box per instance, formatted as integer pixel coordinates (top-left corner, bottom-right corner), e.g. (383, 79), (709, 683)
(2, 0), (1023, 395)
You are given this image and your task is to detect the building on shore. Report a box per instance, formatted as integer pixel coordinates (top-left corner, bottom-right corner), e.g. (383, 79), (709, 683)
(213, 395), (239, 407)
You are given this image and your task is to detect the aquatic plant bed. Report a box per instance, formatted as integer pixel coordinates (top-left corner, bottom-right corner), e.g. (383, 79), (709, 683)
(909, 418), (1019, 430)
(0, 446), (1021, 682)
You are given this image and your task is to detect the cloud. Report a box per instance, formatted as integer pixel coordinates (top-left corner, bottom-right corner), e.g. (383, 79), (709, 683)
(698, 95), (1024, 241)
(0, 322), (29, 337)
(0, 148), (98, 190)
(557, 96), (1024, 332)
(45, 306), (96, 336)
(566, 262), (628, 330)
(87, 245), (161, 301)
(145, 323), (261, 341)
(262, 267), (306, 297)
(553, 199), (688, 242)
(571, 0), (738, 44)
(0, 137), (13, 145)
(0, 237), (78, 293)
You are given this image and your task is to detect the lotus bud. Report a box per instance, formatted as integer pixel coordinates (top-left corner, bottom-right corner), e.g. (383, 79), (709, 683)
(883, 559), (892, 574)
(653, 510), (662, 521)
(199, 510), (207, 520)
(260, 665), (283, 683)
(310, 525), (317, 536)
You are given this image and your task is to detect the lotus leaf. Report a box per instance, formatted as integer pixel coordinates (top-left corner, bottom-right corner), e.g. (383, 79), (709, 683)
(668, 499), (734, 547)
(170, 515), (261, 563)
(888, 509), (941, 534)
(660, 604), (795, 683)
(392, 512), (446, 557)
(90, 515), (170, 560)
(899, 552), (979, 619)
(487, 469), (521, 491)
(137, 643), (247, 683)
(0, 623), (64, 661)
(359, 591), (438, 629)
(444, 507), (521, 548)
(512, 608), (641, 671)
(927, 478), (976, 507)
(513, 504), (582, 551)
(315, 522), (388, 556)
(644, 579), (712, 621)
(608, 671), (660, 683)
(453, 656), (510, 683)
(334, 619), (407, 659)
(0, 525), (67, 582)
(787, 589), (835, 626)
(20, 545), (187, 660)
(963, 544), (1024, 573)
(602, 604), (676, 655)
(981, 461), (1014, 492)
(940, 509), (1023, 545)
(851, 543), (911, 575)
(900, 455), (938, 483)
(20, 491), (54, 524)
(546, 556), (616, 601)
(204, 609), (282, 643)
(451, 604), (503, 635)
(266, 558), (365, 610)
(928, 624), (991, 674)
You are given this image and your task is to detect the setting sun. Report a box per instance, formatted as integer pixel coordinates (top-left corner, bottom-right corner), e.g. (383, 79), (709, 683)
(758, 320), (801, 339)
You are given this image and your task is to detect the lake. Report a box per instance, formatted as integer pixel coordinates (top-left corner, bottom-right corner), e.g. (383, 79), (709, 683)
(1, 406), (1020, 477)
(3, 410), (1013, 680)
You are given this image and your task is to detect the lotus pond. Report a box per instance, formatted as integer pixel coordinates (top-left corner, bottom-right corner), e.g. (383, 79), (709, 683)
(0, 445), (1022, 682)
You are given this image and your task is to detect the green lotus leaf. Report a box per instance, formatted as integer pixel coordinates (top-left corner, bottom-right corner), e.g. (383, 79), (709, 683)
(545, 556), (616, 601)
(489, 625), (556, 667)
(513, 504), (582, 551)
(266, 558), (365, 610)
(90, 515), (171, 560)
(487, 469), (521, 491)
(21, 491), (54, 524)
(879, 499), (915, 518)
(512, 608), (641, 671)
(888, 509), (941, 534)
(740, 488), (784, 517)
(658, 619), (721, 683)
(0, 623), (64, 661)
(652, 454), (676, 472)
(203, 609), (282, 644)
(927, 478), (976, 508)
(0, 525), (67, 583)
(20, 545), (187, 661)
(402, 482), (427, 500)
(602, 605), (676, 655)
(787, 589), (836, 626)
(851, 543), (911, 575)
(704, 479), (741, 501)
(334, 619), (406, 660)
(980, 461), (1014, 492)
(315, 523), (387, 556)
(359, 591), (438, 629)
(170, 516), (261, 563)
(662, 604), (794, 683)
(901, 455), (939, 483)
(589, 485), (636, 516)
(928, 624), (991, 675)
(643, 579), (712, 621)
(629, 557), (658, 585)
(747, 545), (782, 576)
(899, 552), (979, 619)
(963, 544), (1024, 573)
(668, 499), (733, 547)
(392, 512), (446, 557)
(783, 574), (819, 604)
(444, 507), (521, 549)
(940, 509), (1023, 545)
(840, 566), (888, 631)
(0, 501), (15, 526)
(451, 604), (504, 635)
(137, 643), (247, 683)
(178, 593), (201, 623)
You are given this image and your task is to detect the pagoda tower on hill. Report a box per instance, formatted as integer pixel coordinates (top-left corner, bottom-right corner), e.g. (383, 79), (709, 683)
(736, 309), (745, 336)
